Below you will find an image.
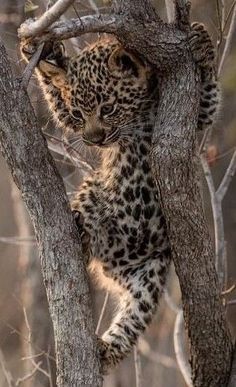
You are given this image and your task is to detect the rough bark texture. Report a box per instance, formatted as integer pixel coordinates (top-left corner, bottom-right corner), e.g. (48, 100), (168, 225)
(0, 40), (102, 387)
(150, 59), (233, 387)
(108, 2), (233, 384)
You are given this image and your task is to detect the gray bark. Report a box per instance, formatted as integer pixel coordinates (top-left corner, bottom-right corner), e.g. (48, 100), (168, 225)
(113, 2), (233, 385)
(0, 40), (102, 387)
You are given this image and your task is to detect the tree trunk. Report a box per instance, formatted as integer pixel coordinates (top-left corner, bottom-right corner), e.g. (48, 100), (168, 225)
(0, 39), (102, 387)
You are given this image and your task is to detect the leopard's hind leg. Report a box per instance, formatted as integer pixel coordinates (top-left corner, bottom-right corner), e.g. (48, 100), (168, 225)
(98, 256), (170, 374)
(190, 22), (220, 131)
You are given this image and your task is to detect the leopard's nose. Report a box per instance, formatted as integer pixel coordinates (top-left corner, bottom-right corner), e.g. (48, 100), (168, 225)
(83, 130), (106, 146)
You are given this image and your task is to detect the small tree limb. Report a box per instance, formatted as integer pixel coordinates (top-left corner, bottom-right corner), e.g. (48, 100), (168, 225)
(18, 14), (117, 41)
(217, 149), (236, 201)
(18, 0), (76, 38)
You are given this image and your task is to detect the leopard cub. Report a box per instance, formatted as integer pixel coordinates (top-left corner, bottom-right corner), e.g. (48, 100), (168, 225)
(21, 22), (219, 373)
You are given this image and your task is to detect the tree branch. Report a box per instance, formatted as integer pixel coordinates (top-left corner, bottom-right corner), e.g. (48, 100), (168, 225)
(0, 39), (102, 387)
(18, 14), (117, 40)
(217, 149), (236, 201)
(201, 155), (226, 288)
(218, 1), (236, 75)
(18, 0), (76, 38)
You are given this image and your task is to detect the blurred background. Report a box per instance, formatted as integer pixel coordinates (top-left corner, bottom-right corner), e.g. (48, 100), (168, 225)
(0, 0), (235, 386)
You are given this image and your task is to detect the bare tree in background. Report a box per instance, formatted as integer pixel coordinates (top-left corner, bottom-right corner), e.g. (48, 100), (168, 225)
(0, 0), (236, 386)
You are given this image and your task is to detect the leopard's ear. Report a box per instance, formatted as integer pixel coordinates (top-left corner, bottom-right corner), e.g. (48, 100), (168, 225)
(38, 60), (68, 89)
(108, 47), (149, 80)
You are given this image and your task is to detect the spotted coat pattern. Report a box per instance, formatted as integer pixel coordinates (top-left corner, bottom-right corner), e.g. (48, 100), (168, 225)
(21, 22), (219, 374)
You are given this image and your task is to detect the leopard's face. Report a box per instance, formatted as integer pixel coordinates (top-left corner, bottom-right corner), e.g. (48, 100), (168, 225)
(62, 40), (157, 148)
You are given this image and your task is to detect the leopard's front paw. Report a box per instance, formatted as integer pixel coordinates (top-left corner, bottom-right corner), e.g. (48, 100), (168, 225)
(20, 36), (66, 68)
(20, 37), (39, 61)
(72, 210), (91, 261)
(97, 338), (117, 374)
(189, 22), (215, 68)
(97, 337), (123, 375)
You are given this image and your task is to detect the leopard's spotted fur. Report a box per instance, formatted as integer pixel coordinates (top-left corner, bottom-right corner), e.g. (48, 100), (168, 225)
(21, 23), (219, 374)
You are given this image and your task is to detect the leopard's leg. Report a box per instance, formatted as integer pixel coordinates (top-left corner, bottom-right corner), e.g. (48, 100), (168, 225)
(20, 39), (74, 130)
(190, 22), (220, 131)
(72, 210), (91, 265)
(98, 256), (170, 374)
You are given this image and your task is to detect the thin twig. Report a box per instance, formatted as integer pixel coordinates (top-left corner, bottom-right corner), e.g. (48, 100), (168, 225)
(46, 348), (54, 387)
(0, 350), (14, 387)
(218, 0), (236, 75)
(201, 156), (226, 288)
(165, 0), (175, 22)
(217, 149), (236, 201)
(221, 0), (226, 29)
(222, 284), (236, 296)
(216, 0), (224, 57)
(15, 364), (41, 386)
(223, 0), (236, 35)
(0, 236), (36, 245)
(3, 320), (55, 362)
(95, 291), (109, 335)
(134, 346), (142, 387)
(22, 44), (44, 88)
(21, 352), (45, 361)
(199, 126), (213, 154)
(23, 308), (51, 378)
(173, 310), (193, 387)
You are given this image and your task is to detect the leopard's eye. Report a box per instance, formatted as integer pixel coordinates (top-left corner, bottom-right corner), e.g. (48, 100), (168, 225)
(101, 104), (115, 117)
(71, 109), (83, 121)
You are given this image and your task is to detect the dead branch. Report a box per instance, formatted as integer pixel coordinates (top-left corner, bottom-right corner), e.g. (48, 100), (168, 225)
(18, 14), (117, 40)
(95, 292), (109, 336)
(134, 346), (142, 387)
(18, 0), (76, 38)
(165, 0), (176, 22)
(217, 149), (236, 201)
(218, 1), (236, 75)
(173, 311), (192, 387)
(201, 156), (226, 288)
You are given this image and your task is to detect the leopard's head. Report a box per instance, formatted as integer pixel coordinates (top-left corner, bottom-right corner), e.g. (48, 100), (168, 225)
(40, 39), (157, 148)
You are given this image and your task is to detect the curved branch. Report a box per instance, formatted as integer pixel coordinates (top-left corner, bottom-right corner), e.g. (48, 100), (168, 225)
(18, 0), (76, 38)
(18, 14), (117, 40)
(174, 310), (192, 387)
